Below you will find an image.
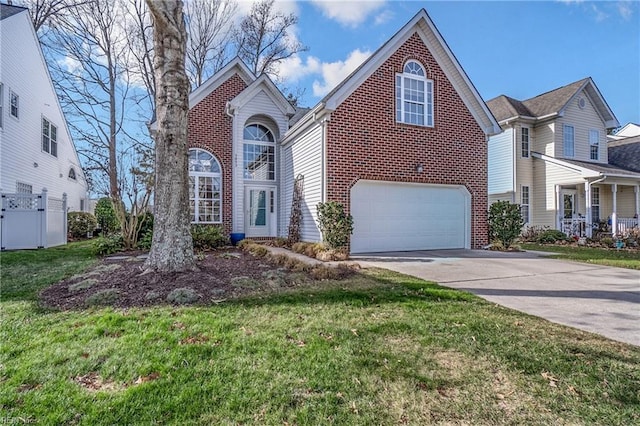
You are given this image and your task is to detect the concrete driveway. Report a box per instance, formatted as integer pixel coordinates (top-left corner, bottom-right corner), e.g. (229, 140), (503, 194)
(352, 250), (640, 346)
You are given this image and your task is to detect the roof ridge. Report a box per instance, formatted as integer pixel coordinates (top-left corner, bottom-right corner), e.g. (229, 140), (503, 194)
(522, 77), (590, 103)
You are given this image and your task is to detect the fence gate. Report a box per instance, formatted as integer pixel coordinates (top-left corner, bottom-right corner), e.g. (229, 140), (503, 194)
(1, 193), (45, 250)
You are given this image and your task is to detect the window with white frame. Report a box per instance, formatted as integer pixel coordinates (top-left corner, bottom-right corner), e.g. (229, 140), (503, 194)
(589, 129), (599, 160)
(10, 90), (18, 118)
(188, 148), (222, 223)
(521, 127), (530, 158)
(521, 185), (530, 224)
(395, 60), (433, 127)
(42, 117), (58, 157)
(243, 123), (275, 181)
(591, 186), (600, 224)
(16, 181), (33, 194)
(563, 124), (574, 157)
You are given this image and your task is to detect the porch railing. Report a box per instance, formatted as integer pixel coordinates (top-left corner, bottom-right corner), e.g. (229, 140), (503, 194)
(562, 217), (638, 238)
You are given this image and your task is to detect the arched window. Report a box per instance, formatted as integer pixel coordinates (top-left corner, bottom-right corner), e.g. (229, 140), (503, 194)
(395, 60), (433, 126)
(188, 148), (221, 223)
(68, 168), (76, 180)
(243, 123), (275, 180)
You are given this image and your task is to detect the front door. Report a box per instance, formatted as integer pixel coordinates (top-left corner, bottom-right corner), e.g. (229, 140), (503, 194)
(245, 187), (275, 237)
(563, 192), (576, 219)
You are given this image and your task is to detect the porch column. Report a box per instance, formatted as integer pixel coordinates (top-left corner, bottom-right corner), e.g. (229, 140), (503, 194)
(556, 185), (562, 231)
(611, 184), (618, 235)
(585, 182), (592, 238)
(635, 185), (640, 218)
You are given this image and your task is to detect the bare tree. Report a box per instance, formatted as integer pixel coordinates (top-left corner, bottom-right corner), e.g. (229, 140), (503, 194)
(15, 0), (77, 33)
(184, 0), (237, 87)
(144, 0), (195, 272)
(234, 0), (307, 77)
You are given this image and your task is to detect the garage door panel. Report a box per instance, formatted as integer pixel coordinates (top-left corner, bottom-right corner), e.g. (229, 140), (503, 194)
(350, 181), (470, 253)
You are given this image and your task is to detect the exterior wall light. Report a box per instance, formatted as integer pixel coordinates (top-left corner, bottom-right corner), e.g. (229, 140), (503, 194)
(415, 163), (424, 173)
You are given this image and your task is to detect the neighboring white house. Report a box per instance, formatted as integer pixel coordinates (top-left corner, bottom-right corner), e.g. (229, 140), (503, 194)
(1, 4), (88, 248)
(487, 78), (640, 237)
(608, 122), (640, 141)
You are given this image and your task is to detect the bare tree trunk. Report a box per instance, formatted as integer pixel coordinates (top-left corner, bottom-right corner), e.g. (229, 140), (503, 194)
(144, 0), (195, 273)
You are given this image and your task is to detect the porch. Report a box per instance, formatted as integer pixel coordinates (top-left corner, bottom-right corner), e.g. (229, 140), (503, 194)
(556, 182), (639, 238)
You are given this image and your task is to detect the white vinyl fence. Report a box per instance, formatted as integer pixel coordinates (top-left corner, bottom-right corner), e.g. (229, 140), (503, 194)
(1, 190), (67, 250)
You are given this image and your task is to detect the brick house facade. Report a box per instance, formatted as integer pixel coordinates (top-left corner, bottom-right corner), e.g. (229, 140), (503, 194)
(184, 9), (500, 252)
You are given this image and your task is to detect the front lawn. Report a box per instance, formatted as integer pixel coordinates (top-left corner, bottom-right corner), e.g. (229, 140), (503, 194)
(522, 243), (640, 270)
(1, 242), (639, 425)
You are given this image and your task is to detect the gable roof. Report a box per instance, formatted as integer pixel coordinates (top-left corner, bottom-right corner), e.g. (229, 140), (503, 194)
(228, 73), (295, 117)
(0, 3), (27, 20)
(189, 57), (255, 107)
(487, 78), (619, 128)
(608, 136), (640, 173)
(284, 8), (501, 140)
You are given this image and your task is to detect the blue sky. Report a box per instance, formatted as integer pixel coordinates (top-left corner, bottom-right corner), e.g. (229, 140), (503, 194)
(269, 0), (639, 127)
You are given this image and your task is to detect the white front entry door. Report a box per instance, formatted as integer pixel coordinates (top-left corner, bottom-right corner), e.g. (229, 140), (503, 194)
(245, 187), (276, 237)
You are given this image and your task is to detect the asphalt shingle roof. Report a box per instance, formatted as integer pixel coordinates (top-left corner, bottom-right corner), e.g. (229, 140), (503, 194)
(0, 3), (27, 20)
(608, 136), (640, 173)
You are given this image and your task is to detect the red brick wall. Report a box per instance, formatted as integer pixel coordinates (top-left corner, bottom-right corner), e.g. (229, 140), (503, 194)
(188, 74), (247, 235)
(326, 32), (488, 248)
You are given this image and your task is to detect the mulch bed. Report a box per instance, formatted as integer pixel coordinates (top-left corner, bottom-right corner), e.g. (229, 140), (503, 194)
(40, 248), (324, 310)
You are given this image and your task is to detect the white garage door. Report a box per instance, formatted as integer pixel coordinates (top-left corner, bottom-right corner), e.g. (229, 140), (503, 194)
(350, 180), (471, 254)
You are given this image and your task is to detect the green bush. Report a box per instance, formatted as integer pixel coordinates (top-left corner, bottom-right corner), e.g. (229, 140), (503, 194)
(488, 201), (524, 249)
(137, 229), (153, 250)
(135, 212), (154, 241)
(68, 212), (98, 239)
(317, 202), (353, 249)
(94, 198), (120, 235)
(537, 229), (568, 244)
(93, 233), (124, 255)
(166, 288), (201, 305)
(190, 225), (229, 250)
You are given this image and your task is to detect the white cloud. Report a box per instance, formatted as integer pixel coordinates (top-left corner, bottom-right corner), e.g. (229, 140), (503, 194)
(312, 48), (371, 97)
(58, 55), (83, 76)
(617, 1), (633, 20)
(310, 0), (386, 27)
(591, 4), (609, 22)
(559, 0), (635, 21)
(275, 55), (322, 83)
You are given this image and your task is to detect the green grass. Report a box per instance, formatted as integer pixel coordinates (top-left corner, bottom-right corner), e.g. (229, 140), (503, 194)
(522, 243), (640, 269)
(1, 243), (639, 425)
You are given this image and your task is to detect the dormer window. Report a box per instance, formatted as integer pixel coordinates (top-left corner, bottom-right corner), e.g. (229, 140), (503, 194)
(395, 60), (433, 127)
(68, 168), (76, 180)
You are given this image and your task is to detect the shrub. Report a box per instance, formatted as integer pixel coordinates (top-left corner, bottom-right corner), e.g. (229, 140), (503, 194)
(93, 233), (124, 256)
(137, 229), (153, 250)
(190, 225), (228, 250)
(317, 202), (353, 249)
(488, 201), (524, 249)
(136, 212), (154, 241)
(94, 198), (120, 235)
(520, 225), (550, 243)
(68, 212), (98, 239)
(600, 237), (614, 248)
(166, 288), (201, 305)
(537, 229), (568, 244)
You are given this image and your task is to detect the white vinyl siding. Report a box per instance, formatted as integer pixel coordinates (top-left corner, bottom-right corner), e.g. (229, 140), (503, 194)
(0, 83), (4, 128)
(563, 125), (574, 158)
(488, 128), (514, 194)
(589, 129), (599, 161)
(280, 124), (323, 242)
(0, 10), (87, 211)
(532, 159), (584, 229)
(556, 92), (608, 162)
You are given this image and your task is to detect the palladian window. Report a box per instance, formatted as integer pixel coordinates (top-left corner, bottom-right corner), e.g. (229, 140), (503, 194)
(243, 123), (275, 180)
(188, 148), (221, 223)
(395, 60), (433, 126)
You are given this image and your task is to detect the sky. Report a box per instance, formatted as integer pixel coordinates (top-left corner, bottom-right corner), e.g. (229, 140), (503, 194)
(267, 0), (640, 128)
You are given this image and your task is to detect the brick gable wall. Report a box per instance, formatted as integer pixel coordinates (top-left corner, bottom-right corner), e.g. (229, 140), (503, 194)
(188, 74), (248, 234)
(326, 32), (489, 248)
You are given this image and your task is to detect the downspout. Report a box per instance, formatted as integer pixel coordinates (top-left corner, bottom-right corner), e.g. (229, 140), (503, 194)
(225, 102), (238, 233)
(586, 175), (606, 238)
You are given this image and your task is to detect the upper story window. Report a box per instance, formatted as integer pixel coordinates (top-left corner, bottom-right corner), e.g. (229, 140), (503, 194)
(68, 168), (76, 180)
(395, 60), (433, 127)
(243, 123), (275, 181)
(589, 129), (599, 161)
(521, 127), (530, 158)
(563, 124), (574, 158)
(188, 148), (222, 224)
(10, 90), (19, 118)
(42, 117), (58, 157)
